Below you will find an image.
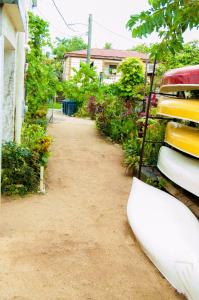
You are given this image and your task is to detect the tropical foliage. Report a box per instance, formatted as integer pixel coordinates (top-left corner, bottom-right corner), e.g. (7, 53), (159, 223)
(127, 0), (199, 55)
(53, 37), (87, 60)
(26, 13), (58, 117)
(1, 13), (53, 196)
(117, 57), (145, 100)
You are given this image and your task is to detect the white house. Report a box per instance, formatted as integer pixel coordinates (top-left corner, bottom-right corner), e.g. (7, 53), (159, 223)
(63, 48), (150, 83)
(0, 0), (31, 194)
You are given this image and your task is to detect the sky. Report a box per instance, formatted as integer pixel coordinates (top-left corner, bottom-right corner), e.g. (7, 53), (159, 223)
(36, 0), (199, 50)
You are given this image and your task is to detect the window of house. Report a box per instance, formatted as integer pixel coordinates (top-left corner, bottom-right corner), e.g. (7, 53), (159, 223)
(109, 65), (117, 75)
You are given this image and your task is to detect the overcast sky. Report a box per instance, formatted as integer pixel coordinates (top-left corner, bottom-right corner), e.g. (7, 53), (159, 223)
(36, 0), (199, 49)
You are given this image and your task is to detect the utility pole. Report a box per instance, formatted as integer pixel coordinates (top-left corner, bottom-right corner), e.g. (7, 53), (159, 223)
(86, 14), (92, 65)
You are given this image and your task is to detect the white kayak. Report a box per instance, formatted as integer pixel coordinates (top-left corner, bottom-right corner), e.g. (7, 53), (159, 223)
(157, 146), (199, 197)
(127, 178), (199, 300)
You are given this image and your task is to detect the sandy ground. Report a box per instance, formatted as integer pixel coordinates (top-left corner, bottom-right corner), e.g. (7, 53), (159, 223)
(0, 111), (185, 300)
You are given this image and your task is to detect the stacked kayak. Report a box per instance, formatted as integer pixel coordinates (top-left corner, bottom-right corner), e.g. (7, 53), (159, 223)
(157, 97), (199, 123)
(157, 65), (199, 196)
(160, 65), (199, 92)
(127, 65), (199, 300)
(157, 146), (199, 197)
(165, 121), (199, 158)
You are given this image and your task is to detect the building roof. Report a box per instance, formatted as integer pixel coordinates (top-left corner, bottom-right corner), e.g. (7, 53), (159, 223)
(64, 48), (149, 61)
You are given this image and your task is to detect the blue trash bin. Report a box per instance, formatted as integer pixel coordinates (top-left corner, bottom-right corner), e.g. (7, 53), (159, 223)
(62, 100), (77, 116)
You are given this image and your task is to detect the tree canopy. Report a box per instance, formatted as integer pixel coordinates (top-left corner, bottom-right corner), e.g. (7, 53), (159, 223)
(104, 42), (112, 49)
(131, 43), (151, 54)
(127, 0), (199, 55)
(53, 37), (87, 59)
(26, 13), (58, 114)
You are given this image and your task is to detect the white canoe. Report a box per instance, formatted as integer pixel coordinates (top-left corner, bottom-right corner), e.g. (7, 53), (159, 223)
(157, 146), (199, 197)
(127, 178), (199, 300)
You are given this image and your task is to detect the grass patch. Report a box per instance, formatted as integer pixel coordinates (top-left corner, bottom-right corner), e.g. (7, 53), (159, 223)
(48, 102), (62, 109)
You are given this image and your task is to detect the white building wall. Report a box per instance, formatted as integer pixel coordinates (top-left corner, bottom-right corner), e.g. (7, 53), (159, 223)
(0, 35), (4, 198)
(93, 59), (103, 74)
(70, 57), (84, 76)
(2, 6), (17, 49)
(64, 57), (103, 80)
(3, 48), (16, 142)
(0, 3), (26, 143)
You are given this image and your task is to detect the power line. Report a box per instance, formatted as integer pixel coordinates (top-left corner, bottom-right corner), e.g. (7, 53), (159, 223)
(51, 0), (76, 32)
(37, 8), (68, 36)
(93, 19), (132, 42)
(37, 8), (87, 38)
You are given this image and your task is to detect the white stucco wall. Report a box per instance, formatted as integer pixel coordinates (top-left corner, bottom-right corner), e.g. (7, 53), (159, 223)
(0, 3), (26, 143)
(2, 5), (17, 49)
(3, 48), (16, 142)
(0, 35), (4, 198)
(64, 57), (104, 80)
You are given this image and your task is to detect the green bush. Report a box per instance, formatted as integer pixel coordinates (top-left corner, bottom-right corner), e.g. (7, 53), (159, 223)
(2, 142), (40, 195)
(117, 57), (144, 100)
(62, 62), (101, 116)
(26, 13), (58, 117)
(96, 95), (135, 143)
(21, 123), (52, 166)
(1, 123), (52, 196)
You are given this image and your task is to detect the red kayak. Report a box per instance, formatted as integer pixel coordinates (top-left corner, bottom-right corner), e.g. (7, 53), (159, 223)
(160, 65), (199, 92)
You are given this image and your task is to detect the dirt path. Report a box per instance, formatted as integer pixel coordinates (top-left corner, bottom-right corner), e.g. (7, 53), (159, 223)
(0, 111), (184, 300)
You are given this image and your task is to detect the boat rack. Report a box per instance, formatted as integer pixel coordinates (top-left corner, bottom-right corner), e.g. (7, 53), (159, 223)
(137, 60), (179, 179)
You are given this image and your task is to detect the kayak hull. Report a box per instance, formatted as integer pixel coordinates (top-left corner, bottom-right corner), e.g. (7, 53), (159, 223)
(127, 178), (199, 300)
(160, 84), (199, 93)
(157, 97), (199, 123)
(165, 122), (199, 158)
(160, 65), (199, 92)
(157, 146), (199, 196)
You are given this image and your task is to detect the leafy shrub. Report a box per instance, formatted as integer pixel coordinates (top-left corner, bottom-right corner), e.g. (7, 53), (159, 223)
(62, 62), (100, 115)
(123, 135), (141, 172)
(122, 118), (166, 171)
(96, 94), (137, 143)
(2, 142), (40, 195)
(1, 123), (52, 196)
(26, 13), (58, 118)
(87, 96), (96, 119)
(117, 57), (144, 100)
(144, 119), (166, 165)
(21, 124), (52, 166)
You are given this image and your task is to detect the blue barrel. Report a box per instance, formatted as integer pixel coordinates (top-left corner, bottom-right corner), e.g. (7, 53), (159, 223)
(62, 100), (77, 116)
(62, 100), (67, 114)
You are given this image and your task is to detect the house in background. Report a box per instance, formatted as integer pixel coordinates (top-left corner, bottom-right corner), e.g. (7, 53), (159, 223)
(0, 0), (31, 144)
(63, 48), (150, 83)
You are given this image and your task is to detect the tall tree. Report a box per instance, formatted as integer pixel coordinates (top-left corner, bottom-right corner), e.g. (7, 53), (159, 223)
(26, 13), (58, 115)
(131, 43), (151, 54)
(104, 42), (112, 49)
(127, 0), (199, 55)
(53, 37), (87, 60)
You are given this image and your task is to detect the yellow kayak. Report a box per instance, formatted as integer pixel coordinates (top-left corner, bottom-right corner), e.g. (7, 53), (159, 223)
(157, 97), (199, 123)
(165, 122), (199, 158)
